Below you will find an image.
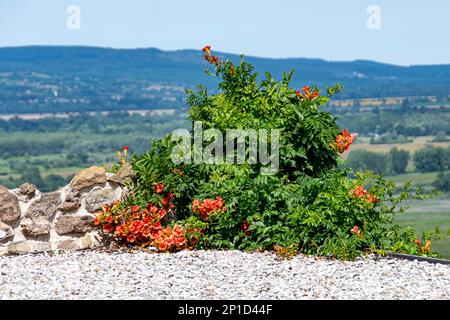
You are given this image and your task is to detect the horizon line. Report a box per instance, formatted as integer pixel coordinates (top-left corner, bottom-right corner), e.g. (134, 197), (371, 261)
(1, 44), (449, 68)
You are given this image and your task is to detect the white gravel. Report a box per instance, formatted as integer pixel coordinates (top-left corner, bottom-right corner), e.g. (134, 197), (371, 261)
(0, 250), (449, 300)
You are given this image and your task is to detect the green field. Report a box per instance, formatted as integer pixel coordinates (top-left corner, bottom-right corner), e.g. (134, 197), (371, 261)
(348, 153), (450, 259)
(394, 198), (450, 259)
(351, 136), (450, 154)
(388, 170), (450, 258)
(388, 171), (450, 188)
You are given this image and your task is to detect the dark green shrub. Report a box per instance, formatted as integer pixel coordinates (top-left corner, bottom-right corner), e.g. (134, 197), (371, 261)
(431, 131), (450, 142)
(388, 147), (409, 175)
(433, 172), (450, 192)
(413, 146), (449, 173)
(346, 150), (388, 175)
(121, 47), (437, 259)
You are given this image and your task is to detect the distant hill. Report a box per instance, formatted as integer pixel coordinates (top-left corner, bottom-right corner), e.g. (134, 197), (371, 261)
(1, 46), (450, 114)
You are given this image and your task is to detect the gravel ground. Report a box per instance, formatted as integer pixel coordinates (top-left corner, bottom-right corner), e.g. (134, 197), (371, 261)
(0, 250), (449, 300)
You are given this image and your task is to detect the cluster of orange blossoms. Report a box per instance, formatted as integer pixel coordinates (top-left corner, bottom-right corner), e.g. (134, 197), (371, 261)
(295, 86), (319, 101)
(152, 225), (187, 252)
(352, 185), (368, 197)
(414, 239), (431, 254)
(334, 129), (355, 153)
(116, 145), (129, 164)
(351, 185), (379, 204)
(93, 184), (188, 252)
(155, 182), (165, 194)
(350, 226), (364, 239)
(192, 197), (227, 221)
(241, 220), (251, 236)
(202, 45), (219, 65)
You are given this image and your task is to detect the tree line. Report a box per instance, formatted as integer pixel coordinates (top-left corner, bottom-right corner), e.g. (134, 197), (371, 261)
(346, 145), (450, 175)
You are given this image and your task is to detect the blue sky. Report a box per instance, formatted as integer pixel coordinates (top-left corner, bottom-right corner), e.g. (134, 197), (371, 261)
(0, 0), (449, 66)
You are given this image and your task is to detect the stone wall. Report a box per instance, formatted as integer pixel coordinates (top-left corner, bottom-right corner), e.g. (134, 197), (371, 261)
(0, 164), (134, 256)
